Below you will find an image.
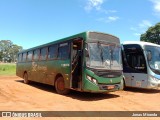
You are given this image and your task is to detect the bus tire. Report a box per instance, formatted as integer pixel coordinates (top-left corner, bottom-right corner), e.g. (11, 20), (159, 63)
(55, 77), (70, 95)
(24, 73), (29, 84)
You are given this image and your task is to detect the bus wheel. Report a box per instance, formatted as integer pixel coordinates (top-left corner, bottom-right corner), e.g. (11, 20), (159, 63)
(24, 73), (29, 84)
(55, 77), (70, 95)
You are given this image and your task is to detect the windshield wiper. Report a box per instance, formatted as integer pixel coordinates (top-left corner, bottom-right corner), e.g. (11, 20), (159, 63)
(110, 49), (113, 65)
(97, 42), (104, 64)
(100, 48), (104, 63)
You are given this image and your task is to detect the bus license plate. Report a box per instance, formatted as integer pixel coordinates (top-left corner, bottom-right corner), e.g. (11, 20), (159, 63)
(107, 85), (115, 90)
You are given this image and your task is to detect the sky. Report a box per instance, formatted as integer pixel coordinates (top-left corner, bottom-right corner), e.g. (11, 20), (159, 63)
(0, 0), (160, 49)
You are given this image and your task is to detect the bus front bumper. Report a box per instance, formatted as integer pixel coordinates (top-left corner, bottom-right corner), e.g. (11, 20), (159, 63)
(147, 83), (160, 89)
(98, 84), (120, 91)
(83, 80), (121, 93)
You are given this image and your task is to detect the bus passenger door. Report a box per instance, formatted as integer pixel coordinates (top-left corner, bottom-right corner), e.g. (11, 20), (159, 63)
(71, 38), (83, 89)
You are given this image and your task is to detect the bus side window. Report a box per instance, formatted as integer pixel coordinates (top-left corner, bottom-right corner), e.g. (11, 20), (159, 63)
(58, 43), (69, 60)
(18, 54), (22, 62)
(40, 47), (47, 61)
(27, 51), (33, 62)
(48, 45), (58, 59)
(126, 53), (147, 73)
(22, 53), (27, 62)
(33, 49), (40, 61)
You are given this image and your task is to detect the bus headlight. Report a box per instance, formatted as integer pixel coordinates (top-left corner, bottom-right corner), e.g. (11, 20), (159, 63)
(149, 75), (159, 82)
(86, 75), (98, 85)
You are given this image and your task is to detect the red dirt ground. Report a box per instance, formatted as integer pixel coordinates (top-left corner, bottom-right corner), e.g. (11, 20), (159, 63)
(0, 76), (159, 120)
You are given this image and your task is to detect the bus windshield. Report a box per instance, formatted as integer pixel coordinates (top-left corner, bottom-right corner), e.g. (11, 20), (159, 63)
(86, 42), (122, 70)
(145, 45), (160, 74)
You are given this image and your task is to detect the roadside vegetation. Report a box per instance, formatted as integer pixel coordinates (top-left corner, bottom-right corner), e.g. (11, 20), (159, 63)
(0, 63), (16, 76)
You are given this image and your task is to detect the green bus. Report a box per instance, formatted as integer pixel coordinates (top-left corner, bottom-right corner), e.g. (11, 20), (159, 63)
(16, 31), (123, 94)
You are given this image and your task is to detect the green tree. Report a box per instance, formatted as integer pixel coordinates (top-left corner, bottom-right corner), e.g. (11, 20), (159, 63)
(140, 22), (160, 44)
(9, 44), (23, 62)
(0, 40), (22, 62)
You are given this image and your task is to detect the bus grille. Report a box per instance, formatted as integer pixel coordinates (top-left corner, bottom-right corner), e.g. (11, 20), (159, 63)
(89, 68), (122, 78)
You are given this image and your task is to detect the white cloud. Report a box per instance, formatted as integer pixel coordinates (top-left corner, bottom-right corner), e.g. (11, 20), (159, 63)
(134, 33), (141, 36)
(97, 16), (119, 23)
(130, 27), (137, 31)
(130, 20), (152, 36)
(138, 20), (152, 28)
(85, 0), (104, 12)
(84, 0), (119, 23)
(108, 10), (117, 13)
(150, 0), (160, 13)
(84, 0), (117, 14)
(108, 16), (119, 21)
(102, 9), (117, 14)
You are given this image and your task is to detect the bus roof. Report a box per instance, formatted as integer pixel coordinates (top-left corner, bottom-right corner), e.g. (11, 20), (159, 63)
(18, 31), (119, 54)
(123, 41), (160, 47)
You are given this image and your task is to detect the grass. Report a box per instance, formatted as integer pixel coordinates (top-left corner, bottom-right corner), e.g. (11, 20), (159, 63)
(0, 63), (16, 76)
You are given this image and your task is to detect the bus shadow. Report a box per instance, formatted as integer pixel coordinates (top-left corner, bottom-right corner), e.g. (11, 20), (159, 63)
(67, 91), (120, 101)
(124, 87), (160, 94)
(16, 80), (56, 92)
(16, 80), (120, 101)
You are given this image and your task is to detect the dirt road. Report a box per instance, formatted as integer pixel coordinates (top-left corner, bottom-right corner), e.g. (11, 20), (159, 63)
(0, 76), (159, 119)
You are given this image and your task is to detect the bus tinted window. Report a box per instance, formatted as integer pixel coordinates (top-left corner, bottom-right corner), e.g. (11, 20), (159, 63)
(18, 54), (22, 62)
(48, 45), (58, 59)
(22, 53), (27, 62)
(27, 51), (33, 61)
(40, 47), (47, 60)
(58, 43), (69, 60)
(33, 49), (40, 61)
(123, 44), (147, 73)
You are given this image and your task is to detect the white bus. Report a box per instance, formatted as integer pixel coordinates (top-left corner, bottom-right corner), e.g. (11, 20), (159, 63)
(122, 41), (160, 89)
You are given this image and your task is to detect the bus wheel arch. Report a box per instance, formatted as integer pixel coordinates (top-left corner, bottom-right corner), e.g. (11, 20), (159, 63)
(23, 71), (29, 84)
(54, 74), (70, 95)
(54, 74), (63, 86)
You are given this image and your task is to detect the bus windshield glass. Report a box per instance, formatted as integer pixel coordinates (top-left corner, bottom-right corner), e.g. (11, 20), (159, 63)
(145, 45), (160, 73)
(86, 42), (122, 70)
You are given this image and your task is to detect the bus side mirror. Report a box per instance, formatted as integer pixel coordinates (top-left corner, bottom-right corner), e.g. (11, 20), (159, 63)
(147, 51), (152, 61)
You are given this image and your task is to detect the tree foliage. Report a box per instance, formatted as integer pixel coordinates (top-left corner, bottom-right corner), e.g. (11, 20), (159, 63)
(0, 40), (22, 62)
(140, 22), (160, 44)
